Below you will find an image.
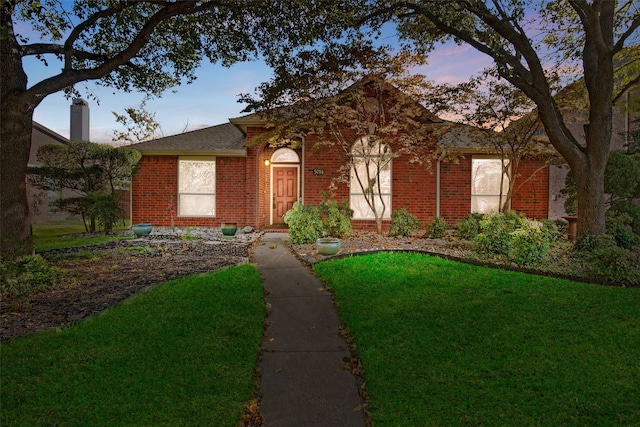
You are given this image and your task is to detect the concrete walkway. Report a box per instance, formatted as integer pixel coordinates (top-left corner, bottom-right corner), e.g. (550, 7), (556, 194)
(251, 233), (367, 427)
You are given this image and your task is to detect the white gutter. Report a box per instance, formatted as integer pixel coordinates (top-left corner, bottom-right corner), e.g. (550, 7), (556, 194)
(301, 138), (305, 204)
(436, 152), (446, 217)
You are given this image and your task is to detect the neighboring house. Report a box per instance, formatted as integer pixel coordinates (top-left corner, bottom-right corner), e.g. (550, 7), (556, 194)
(547, 84), (639, 219)
(129, 89), (550, 231)
(29, 99), (132, 223)
(28, 121), (70, 221)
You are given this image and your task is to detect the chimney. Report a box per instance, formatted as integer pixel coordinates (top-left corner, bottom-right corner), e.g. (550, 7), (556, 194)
(70, 98), (90, 141)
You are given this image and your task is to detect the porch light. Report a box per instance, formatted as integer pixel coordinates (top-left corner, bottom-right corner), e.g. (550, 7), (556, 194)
(264, 159), (270, 166)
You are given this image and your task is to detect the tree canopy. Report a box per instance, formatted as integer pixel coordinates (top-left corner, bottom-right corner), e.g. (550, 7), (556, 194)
(242, 43), (443, 233)
(358, 0), (639, 237)
(0, 0), (362, 256)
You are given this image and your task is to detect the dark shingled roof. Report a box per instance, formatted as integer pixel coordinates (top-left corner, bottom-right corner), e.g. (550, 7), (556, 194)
(437, 123), (490, 150)
(129, 122), (246, 155)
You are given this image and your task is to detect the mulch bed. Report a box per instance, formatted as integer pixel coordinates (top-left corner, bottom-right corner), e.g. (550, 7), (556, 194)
(1, 238), (254, 341)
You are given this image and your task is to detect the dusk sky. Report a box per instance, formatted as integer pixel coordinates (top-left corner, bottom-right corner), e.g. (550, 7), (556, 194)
(29, 36), (493, 144)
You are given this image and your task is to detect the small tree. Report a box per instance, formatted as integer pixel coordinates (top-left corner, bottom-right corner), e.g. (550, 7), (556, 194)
(243, 43), (441, 234)
(28, 142), (140, 233)
(112, 100), (161, 144)
(453, 75), (560, 213)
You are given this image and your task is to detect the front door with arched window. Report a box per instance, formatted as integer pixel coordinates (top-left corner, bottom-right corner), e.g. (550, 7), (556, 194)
(270, 148), (300, 225)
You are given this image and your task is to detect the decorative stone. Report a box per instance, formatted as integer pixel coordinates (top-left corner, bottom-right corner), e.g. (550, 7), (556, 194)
(132, 223), (152, 237)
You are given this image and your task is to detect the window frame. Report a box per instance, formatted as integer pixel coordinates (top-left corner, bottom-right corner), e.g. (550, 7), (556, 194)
(350, 136), (392, 220)
(178, 156), (217, 217)
(470, 155), (510, 214)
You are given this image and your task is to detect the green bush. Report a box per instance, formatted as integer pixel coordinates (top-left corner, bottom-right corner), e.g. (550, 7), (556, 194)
(549, 219), (568, 241)
(509, 220), (551, 266)
(425, 216), (448, 239)
(586, 236), (640, 285)
(1, 255), (60, 298)
(574, 233), (599, 253)
(474, 212), (516, 255)
(605, 210), (640, 250)
(470, 212), (554, 267)
(284, 202), (323, 244)
(455, 213), (484, 240)
(389, 208), (421, 237)
(540, 219), (561, 243)
(320, 200), (352, 238)
(87, 191), (125, 234)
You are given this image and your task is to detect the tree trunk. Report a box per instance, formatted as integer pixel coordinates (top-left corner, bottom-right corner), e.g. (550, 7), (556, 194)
(1, 5), (37, 257)
(573, 158), (607, 237)
(375, 215), (383, 235)
(0, 100), (35, 257)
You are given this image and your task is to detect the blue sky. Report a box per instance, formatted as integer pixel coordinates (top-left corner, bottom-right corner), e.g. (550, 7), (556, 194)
(30, 41), (492, 144)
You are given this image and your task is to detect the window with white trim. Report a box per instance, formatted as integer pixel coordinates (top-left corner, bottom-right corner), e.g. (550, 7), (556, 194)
(471, 156), (510, 214)
(178, 157), (216, 216)
(350, 136), (392, 219)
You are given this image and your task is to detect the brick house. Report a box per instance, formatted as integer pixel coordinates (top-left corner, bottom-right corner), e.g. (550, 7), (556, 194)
(129, 99), (550, 231)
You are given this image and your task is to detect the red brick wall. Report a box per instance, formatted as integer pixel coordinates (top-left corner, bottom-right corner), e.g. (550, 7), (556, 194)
(132, 155), (248, 227)
(511, 159), (549, 220)
(440, 156), (473, 225)
(132, 132), (551, 230)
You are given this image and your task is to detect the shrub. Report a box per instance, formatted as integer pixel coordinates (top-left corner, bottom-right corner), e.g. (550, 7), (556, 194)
(540, 219), (560, 243)
(550, 219), (568, 241)
(320, 200), (352, 238)
(389, 208), (420, 237)
(474, 212), (517, 255)
(87, 191), (125, 234)
(471, 212), (553, 267)
(586, 236), (640, 285)
(605, 210), (639, 250)
(574, 233), (599, 253)
(425, 216), (448, 239)
(0, 255), (60, 298)
(509, 220), (551, 266)
(455, 213), (484, 240)
(284, 202), (323, 244)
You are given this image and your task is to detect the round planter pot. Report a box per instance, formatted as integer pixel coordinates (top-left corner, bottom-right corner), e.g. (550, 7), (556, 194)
(132, 223), (152, 237)
(317, 237), (341, 256)
(221, 223), (238, 237)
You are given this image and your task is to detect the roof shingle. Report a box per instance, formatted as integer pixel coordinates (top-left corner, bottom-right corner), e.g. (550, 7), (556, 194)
(129, 122), (245, 155)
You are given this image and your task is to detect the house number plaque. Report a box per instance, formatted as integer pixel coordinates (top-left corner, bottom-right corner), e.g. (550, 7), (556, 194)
(312, 169), (324, 175)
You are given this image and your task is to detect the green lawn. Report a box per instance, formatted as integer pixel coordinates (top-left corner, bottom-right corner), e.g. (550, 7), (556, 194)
(33, 220), (132, 252)
(315, 252), (640, 426)
(1, 265), (264, 427)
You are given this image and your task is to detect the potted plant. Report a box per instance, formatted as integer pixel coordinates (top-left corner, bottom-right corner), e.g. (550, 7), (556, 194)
(132, 223), (152, 237)
(316, 236), (342, 255)
(316, 200), (353, 256)
(221, 222), (238, 237)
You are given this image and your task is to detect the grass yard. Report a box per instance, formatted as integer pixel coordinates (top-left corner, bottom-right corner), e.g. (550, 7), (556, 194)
(33, 220), (132, 252)
(315, 252), (640, 426)
(1, 265), (264, 427)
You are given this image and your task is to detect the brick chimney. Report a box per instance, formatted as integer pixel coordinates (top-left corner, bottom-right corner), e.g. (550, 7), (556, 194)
(70, 98), (90, 141)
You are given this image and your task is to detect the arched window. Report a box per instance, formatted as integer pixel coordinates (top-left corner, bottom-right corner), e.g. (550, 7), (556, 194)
(350, 136), (392, 219)
(270, 148), (299, 163)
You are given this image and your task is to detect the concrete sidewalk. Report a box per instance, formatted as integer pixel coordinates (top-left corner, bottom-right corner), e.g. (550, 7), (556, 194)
(251, 233), (367, 427)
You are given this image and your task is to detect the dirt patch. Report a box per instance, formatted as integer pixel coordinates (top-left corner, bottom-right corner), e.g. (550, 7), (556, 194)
(1, 236), (258, 341)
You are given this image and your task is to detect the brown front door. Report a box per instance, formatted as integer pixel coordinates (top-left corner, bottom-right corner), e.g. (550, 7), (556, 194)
(273, 167), (298, 224)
